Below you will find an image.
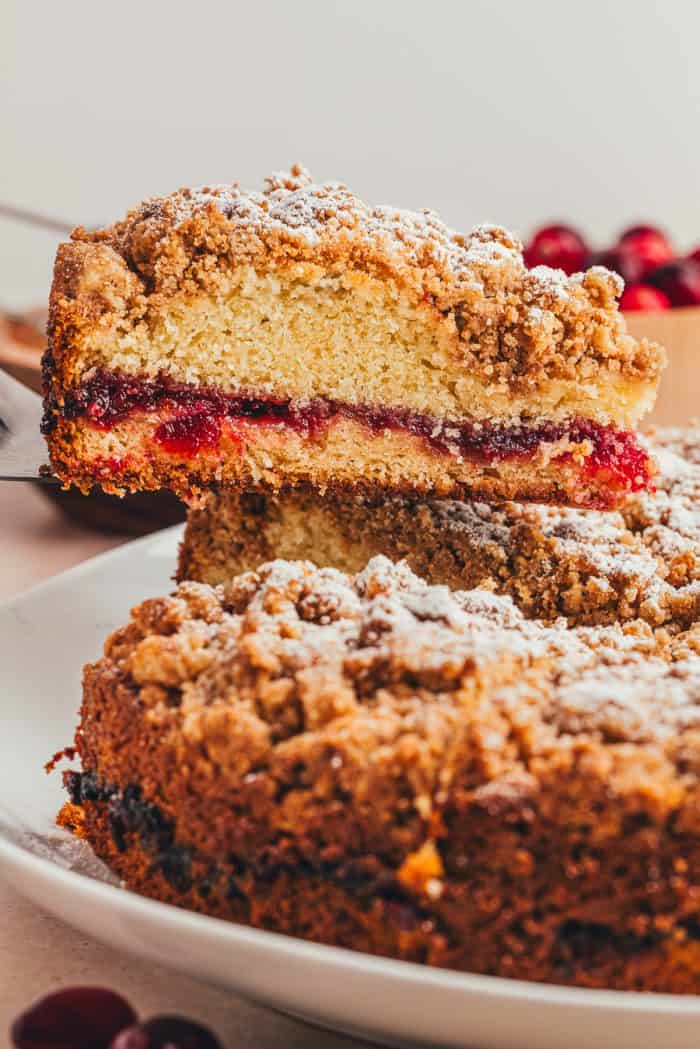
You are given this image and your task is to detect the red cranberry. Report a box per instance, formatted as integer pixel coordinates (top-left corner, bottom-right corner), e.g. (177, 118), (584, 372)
(618, 224), (669, 243)
(110, 1017), (222, 1049)
(619, 283), (671, 312)
(616, 228), (673, 278)
(11, 987), (137, 1049)
(647, 260), (700, 307)
(154, 411), (223, 456)
(687, 246), (700, 266)
(524, 224), (589, 274)
(590, 247), (644, 285)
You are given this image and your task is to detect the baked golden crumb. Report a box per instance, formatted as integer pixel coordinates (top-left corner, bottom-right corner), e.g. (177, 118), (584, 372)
(43, 166), (663, 508)
(178, 425), (700, 630)
(58, 556), (700, 991)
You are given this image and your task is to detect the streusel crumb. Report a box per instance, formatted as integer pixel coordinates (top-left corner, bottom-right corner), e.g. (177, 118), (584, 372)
(61, 557), (700, 992)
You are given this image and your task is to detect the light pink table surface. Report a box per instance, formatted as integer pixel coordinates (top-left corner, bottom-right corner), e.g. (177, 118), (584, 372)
(0, 483), (362, 1049)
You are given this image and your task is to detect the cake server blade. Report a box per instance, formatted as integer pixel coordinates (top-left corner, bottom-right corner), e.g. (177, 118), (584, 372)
(0, 369), (55, 482)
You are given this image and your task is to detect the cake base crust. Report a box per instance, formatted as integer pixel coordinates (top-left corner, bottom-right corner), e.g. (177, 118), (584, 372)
(45, 374), (654, 509)
(60, 776), (700, 994)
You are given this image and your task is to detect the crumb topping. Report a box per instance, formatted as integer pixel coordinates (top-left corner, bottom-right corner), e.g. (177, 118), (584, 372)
(546, 656), (700, 744)
(99, 556), (698, 796)
(419, 426), (700, 629)
(60, 164), (664, 384)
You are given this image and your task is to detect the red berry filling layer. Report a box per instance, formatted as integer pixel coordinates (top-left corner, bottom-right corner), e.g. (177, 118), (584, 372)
(50, 371), (653, 495)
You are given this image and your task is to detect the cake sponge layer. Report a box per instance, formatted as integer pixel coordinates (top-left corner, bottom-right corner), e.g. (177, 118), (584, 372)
(46, 400), (653, 508)
(44, 167), (664, 504)
(48, 263), (659, 428)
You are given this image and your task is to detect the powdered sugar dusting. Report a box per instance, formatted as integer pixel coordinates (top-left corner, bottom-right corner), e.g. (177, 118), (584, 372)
(418, 425), (700, 630)
(548, 656), (700, 743)
(526, 266), (573, 301)
(149, 555), (696, 746)
(126, 166), (596, 297)
(625, 435), (700, 544)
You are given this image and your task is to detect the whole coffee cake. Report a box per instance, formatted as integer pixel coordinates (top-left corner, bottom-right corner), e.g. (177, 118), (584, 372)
(178, 426), (700, 630)
(43, 166), (662, 508)
(58, 557), (700, 992)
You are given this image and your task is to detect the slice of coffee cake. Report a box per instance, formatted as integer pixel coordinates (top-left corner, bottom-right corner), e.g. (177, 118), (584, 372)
(43, 166), (663, 507)
(57, 558), (700, 992)
(178, 426), (700, 630)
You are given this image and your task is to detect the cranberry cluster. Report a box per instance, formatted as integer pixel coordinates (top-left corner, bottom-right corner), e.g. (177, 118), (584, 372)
(10, 986), (222, 1049)
(524, 224), (700, 311)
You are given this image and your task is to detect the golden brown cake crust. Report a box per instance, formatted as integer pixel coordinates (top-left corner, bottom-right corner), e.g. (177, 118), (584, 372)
(47, 164), (662, 390)
(60, 558), (700, 992)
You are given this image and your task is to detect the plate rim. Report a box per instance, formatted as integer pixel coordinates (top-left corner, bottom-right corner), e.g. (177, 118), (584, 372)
(1, 525), (699, 1017)
(0, 520), (185, 606)
(3, 830), (699, 1016)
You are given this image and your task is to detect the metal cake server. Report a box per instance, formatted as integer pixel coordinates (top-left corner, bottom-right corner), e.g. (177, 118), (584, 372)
(0, 202), (84, 483)
(0, 369), (55, 482)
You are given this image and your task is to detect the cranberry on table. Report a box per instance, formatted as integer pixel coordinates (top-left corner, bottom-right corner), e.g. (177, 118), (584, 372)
(618, 223), (669, 243)
(646, 260), (700, 307)
(110, 1017), (223, 1049)
(616, 227), (674, 278)
(524, 224), (589, 274)
(619, 283), (671, 312)
(11, 986), (137, 1049)
(525, 219), (700, 308)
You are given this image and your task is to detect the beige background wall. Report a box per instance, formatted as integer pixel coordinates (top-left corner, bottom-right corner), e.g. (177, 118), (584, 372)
(2, 0), (699, 305)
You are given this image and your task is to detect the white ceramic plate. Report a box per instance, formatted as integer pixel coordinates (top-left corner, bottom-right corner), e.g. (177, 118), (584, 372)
(0, 526), (698, 1049)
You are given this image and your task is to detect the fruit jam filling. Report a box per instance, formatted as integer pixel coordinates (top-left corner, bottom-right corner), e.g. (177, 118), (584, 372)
(52, 370), (652, 492)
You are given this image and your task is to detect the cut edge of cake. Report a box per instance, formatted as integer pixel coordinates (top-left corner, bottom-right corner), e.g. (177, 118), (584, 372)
(42, 166), (664, 508)
(176, 426), (700, 632)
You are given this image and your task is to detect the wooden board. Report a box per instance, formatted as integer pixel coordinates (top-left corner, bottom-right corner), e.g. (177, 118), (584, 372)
(625, 306), (700, 428)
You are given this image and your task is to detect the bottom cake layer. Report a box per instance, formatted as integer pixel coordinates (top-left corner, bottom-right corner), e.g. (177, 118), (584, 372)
(43, 373), (654, 507)
(60, 773), (700, 994)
